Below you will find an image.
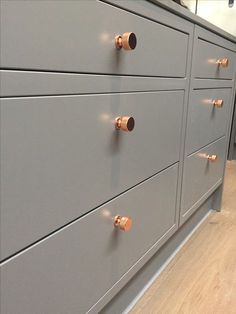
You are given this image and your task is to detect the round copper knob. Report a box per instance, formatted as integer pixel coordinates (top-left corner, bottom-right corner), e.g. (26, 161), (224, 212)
(213, 99), (224, 108)
(114, 215), (132, 231)
(207, 154), (218, 162)
(115, 32), (137, 50)
(216, 58), (229, 67)
(115, 116), (135, 132)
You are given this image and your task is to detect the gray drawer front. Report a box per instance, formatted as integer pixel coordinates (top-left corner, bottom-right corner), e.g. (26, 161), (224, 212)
(0, 91), (184, 260)
(181, 137), (226, 216)
(185, 88), (231, 155)
(0, 1), (188, 77)
(194, 39), (235, 79)
(0, 164), (178, 314)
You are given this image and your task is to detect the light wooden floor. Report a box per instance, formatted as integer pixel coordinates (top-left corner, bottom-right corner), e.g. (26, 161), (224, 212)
(130, 161), (236, 314)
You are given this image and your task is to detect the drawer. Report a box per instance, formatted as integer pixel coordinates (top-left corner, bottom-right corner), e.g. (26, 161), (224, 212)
(0, 91), (184, 260)
(0, 1), (188, 77)
(181, 137), (226, 217)
(193, 39), (235, 79)
(0, 164), (178, 314)
(185, 88), (231, 155)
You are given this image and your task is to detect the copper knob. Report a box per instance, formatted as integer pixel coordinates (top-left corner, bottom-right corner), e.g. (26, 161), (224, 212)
(115, 32), (137, 50)
(114, 215), (132, 231)
(115, 116), (135, 132)
(216, 58), (229, 67)
(213, 99), (224, 108)
(207, 154), (218, 162)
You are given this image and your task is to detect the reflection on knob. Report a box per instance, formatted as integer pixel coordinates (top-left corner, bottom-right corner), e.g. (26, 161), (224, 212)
(216, 58), (229, 67)
(213, 99), (224, 108)
(115, 116), (135, 132)
(207, 154), (218, 162)
(114, 215), (132, 231)
(115, 32), (137, 50)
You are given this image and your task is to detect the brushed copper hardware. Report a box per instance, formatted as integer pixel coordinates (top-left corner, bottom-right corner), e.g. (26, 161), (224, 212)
(207, 154), (218, 162)
(115, 116), (135, 132)
(114, 215), (132, 231)
(115, 32), (137, 50)
(213, 99), (224, 108)
(216, 58), (229, 67)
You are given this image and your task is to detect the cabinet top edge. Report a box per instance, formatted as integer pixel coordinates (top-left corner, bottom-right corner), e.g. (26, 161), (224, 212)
(147, 0), (236, 43)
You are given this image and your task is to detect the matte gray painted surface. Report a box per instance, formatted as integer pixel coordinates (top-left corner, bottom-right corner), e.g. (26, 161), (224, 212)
(182, 24), (236, 224)
(194, 25), (236, 51)
(1, 1), (236, 313)
(146, 0), (236, 43)
(105, 0), (236, 44)
(191, 27), (236, 87)
(0, 164), (178, 314)
(101, 194), (213, 314)
(228, 95), (236, 159)
(0, 70), (187, 97)
(233, 145), (236, 158)
(193, 79), (233, 89)
(193, 39), (235, 80)
(0, 91), (184, 260)
(185, 88), (231, 155)
(180, 178), (222, 226)
(102, 0), (194, 35)
(0, 1), (188, 77)
(181, 136), (226, 216)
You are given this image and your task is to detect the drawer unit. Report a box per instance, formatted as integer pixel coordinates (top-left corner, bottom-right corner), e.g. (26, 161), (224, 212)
(185, 88), (231, 155)
(0, 164), (178, 314)
(1, 1), (235, 313)
(0, 0), (189, 77)
(0, 91), (184, 260)
(193, 39), (235, 80)
(181, 137), (226, 217)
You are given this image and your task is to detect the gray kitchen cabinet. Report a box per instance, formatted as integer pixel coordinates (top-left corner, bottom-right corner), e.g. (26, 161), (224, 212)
(0, 1), (236, 313)
(179, 24), (236, 226)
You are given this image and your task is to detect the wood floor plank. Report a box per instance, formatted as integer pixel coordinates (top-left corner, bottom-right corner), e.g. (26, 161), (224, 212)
(130, 161), (236, 314)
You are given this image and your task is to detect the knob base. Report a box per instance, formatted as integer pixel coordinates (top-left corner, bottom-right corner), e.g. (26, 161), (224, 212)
(115, 35), (123, 50)
(114, 215), (132, 231)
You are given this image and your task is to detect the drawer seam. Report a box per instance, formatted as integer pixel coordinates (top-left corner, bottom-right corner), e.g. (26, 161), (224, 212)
(186, 135), (226, 158)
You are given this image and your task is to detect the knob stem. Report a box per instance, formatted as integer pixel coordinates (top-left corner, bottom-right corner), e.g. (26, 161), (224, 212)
(213, 99), (224, 108)
(216, 58), (229, 67)
(207, 154), (218, 162)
